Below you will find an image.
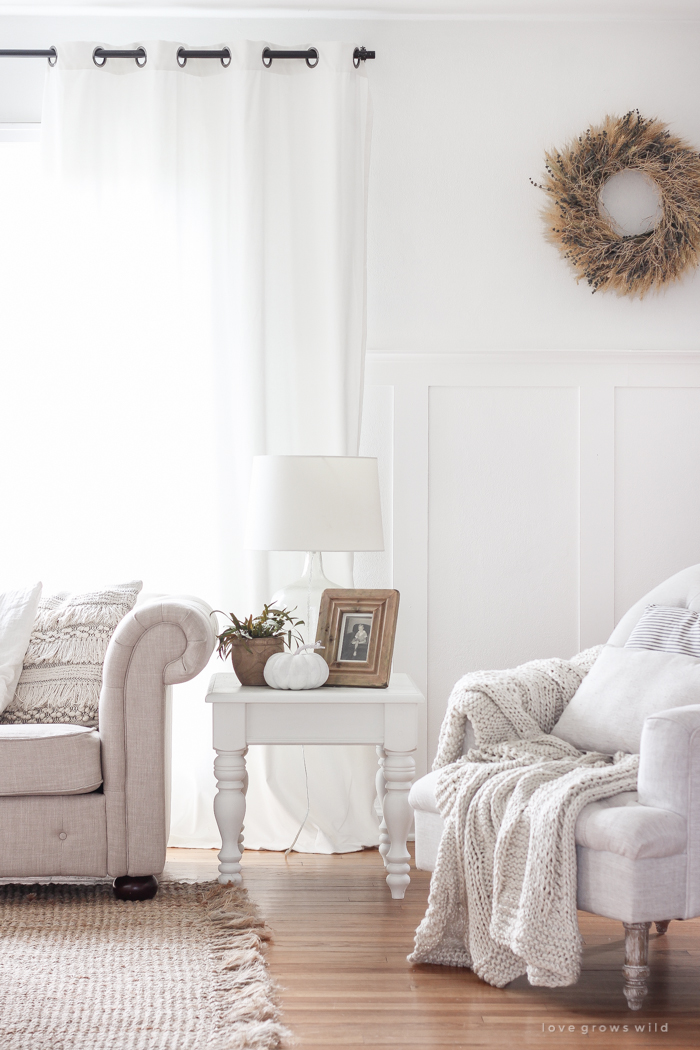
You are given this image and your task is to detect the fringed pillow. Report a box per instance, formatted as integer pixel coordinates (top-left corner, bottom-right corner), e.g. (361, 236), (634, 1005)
(0, 582), (142, 727)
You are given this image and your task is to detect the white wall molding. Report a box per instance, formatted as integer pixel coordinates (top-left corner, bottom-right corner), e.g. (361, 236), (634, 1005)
(367, 350), (700, 386)
(579, 386), (615, 648)
(391, 383), (428, 693)
(0, 122), (40, 140)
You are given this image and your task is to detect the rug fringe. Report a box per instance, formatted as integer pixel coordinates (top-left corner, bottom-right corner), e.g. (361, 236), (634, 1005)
(202, 883), (292, 1050)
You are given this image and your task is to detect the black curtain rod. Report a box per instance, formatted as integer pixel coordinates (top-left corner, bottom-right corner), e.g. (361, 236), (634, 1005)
(0, 46), (375, 69)
(0, 47), (57, 65)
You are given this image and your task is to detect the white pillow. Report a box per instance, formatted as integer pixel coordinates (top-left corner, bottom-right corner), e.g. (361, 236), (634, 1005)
(551, 644), (700, 754)
(0, 583), (43, 713)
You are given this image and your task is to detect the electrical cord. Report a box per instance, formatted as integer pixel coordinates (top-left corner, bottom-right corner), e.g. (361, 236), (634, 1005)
(284, 744), (310, 855)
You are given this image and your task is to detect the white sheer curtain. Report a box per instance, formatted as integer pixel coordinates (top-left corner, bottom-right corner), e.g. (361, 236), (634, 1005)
(0, 39), (379, 852)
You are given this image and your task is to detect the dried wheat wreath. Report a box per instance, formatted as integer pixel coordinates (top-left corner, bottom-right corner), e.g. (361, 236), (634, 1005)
(533, 110), (700, 298)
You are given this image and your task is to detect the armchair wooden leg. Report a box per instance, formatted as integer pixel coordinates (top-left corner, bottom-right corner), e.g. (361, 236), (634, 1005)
(113, 875), (158, 901)
(654, 920), (671, 935)
(622, 921), (651, 1010)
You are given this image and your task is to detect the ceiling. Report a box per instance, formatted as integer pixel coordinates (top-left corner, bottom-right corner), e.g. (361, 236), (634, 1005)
(2, 0), (700, 19)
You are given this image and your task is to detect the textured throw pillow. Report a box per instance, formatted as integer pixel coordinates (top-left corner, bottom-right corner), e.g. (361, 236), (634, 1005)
(0, 581), (142, 728)
(551, 643), (700, 755)
(0, 583), (43, 714)
(625, 604), (700, 657)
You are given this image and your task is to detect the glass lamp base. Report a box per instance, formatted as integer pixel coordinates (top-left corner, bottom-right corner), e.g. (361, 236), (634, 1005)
(271, 551), (343, 646)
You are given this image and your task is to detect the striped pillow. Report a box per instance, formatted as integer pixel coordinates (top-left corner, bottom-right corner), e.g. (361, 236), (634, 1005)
(625, 604), (700, 658)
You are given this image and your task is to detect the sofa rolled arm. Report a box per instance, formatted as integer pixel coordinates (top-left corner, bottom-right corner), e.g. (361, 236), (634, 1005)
(99, 597), (217, 878)
(638, 704), (700, 816)
(638, 704), (700, 918)
(108, 597), (217, 686)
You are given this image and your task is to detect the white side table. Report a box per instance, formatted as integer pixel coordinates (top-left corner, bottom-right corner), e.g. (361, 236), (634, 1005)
(205, 672), (425, 899)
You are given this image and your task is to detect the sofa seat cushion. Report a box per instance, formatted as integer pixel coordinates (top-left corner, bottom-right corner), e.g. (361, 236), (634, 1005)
(409, 775), (686, 862)
(0, 724), (102, 796)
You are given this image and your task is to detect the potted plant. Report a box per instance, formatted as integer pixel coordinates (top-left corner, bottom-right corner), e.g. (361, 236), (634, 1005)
(214, 604), (304, 686)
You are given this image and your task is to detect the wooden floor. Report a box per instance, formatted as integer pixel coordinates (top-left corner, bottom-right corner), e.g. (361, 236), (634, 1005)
(165, 846), (700, 1049)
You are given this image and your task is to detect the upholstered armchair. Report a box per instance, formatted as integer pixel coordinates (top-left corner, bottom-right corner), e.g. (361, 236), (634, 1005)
(410, 564), (700, 1009)
(0, 597), (216, 899)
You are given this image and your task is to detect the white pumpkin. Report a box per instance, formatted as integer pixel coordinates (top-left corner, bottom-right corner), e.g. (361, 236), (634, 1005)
(264, 642), (329, 690)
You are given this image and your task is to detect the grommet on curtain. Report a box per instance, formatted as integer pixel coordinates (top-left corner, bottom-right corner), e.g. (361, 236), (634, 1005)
(261, 47), (320, 68)
(176, 46), (231, 68)
(47, 46), (57, 67)
(92, 46), (147, 68)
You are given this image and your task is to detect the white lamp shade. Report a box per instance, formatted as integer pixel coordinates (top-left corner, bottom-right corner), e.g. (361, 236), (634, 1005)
(245, 456), (384, 552)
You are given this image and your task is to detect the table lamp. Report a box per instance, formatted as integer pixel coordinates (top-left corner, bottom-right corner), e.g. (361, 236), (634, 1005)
(244, 455), (385, 642)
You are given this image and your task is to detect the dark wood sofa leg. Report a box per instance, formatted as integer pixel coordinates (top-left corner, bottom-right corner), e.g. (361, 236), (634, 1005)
(113, 875), (158, 901)
(655, 920), (671, 935)
(622, 921), (651, 1010)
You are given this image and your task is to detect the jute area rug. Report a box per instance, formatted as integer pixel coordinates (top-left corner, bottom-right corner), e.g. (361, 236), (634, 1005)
(0, 881), (290, 1050)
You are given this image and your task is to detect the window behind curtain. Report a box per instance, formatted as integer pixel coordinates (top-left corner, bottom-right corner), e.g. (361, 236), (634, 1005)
(0, 139), (221, 601)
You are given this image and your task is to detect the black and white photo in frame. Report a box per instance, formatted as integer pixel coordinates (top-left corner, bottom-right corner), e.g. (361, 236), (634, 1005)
(339, 612), (374, 662)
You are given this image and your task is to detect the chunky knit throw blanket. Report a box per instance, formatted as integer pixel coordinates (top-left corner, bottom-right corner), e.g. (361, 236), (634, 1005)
(409, 648), (640, 988)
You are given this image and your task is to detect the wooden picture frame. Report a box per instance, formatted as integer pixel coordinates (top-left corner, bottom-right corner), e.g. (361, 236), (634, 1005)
(315, 589), (400, 688)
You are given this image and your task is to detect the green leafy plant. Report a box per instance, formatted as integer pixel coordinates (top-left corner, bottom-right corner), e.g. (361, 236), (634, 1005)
(213, 604), (305, 659)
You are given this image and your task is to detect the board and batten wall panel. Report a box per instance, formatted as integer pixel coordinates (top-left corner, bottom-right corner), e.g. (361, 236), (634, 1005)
(614, 387), (700, 622)
(355, 383), (394, 591)
(367, 352), (700, 768)
(427, 386), (580, 758)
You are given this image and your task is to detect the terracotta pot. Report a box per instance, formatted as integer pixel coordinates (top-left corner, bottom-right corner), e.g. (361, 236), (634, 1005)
(229, 635), (285, 686)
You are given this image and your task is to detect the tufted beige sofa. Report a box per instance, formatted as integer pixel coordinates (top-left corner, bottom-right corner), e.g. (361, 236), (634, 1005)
(0, 597), (216, 899)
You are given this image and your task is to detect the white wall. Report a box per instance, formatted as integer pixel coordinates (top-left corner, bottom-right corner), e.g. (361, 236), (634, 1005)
(4, 9), (700, 765)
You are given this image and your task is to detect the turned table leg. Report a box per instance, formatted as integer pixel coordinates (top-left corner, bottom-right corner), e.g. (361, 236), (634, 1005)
(623, 921), (651, 1010)
(213, 747), (247, 885)
(237, 762), (249, 857)
(382, 749), (415, 900)
(376, 746), (390, 867)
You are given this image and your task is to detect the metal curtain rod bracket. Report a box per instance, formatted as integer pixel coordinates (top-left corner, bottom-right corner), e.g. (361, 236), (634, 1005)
(177, 47), (231, 68)
(93, 47), (147, 67)
(353, 47), (376, 67)
(0, 47), (57, 65)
